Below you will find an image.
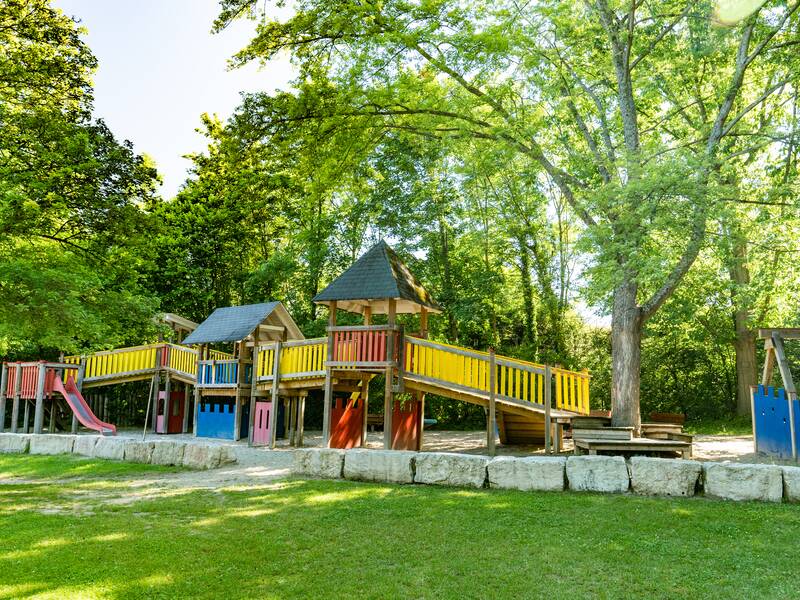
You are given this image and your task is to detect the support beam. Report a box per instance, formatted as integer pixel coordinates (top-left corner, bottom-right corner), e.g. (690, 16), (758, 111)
(10, 364), (21, 433)
(268, 341), (282, 449)
(192, 345), (203, 437)
(544, 365), (552, 455)
(33, 363), (47, 434)
(487, 348), (496, 457)
(360, 375), (370, 448)
(248, 343), (260, 446)
(383, 299), (397, 450)
(297, 396), (306, 447)
(0, 363), (7, 434)
(72, 360), (86, 434)
(163, 373), (172, 434)
(771, 334), (797, 461)
(322, 301), (337, 447)
(761, 341), (776, 387)
(182, 384), (190, 434)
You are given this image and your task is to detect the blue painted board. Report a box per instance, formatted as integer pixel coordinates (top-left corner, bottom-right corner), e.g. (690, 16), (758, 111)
(753, 385), (800, 459)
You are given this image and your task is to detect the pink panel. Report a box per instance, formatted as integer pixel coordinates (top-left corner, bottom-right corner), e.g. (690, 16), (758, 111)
(253, 401), (271, 445)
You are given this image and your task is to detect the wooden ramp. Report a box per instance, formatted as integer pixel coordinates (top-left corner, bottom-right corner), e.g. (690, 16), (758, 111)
(403, 374), (577, 445)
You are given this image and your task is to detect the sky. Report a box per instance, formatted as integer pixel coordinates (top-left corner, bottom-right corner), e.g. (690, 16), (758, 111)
(53, 0), (294, 198)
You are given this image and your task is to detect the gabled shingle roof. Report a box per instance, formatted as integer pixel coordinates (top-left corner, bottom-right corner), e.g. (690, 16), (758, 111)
(183, 302), (279, 344)
(313, 241), (440, 314)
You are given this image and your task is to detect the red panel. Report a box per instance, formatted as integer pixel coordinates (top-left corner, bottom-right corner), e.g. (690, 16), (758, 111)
(167, 390), (185, 433)
(391, 400), (422, 451)
(329, 397), (363, 449)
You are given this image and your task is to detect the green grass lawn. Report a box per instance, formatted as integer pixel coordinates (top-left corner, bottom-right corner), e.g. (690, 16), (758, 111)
(1, 454), (799, 599)
(685, 415), (753, 436)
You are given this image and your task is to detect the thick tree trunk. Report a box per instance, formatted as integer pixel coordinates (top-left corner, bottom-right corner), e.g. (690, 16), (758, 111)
(732, 325), (756, 415)
(610, 278), (643, 434)
(729, 234), (756, 416)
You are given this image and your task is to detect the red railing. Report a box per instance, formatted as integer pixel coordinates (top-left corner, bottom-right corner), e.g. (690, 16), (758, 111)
(328, 326), (400, 367)
(4, 362), (79, 400)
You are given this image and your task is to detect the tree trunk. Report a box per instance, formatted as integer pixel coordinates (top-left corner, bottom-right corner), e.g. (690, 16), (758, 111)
(610, 278), (643, 434)
(729, 236), (757, 416)
(517, 236), (535, 346)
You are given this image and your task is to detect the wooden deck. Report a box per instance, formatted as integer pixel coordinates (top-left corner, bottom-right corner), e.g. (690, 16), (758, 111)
(574, 437), (692, 458)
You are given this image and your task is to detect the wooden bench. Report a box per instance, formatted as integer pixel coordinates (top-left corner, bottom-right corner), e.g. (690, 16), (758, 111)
(366, 413), (383, 431)
(574, 437), (692, 459)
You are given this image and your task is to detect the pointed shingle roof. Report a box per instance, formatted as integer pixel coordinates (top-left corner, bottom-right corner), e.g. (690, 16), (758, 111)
(182, 302), (303, 344)
(313, 241), (441, 315)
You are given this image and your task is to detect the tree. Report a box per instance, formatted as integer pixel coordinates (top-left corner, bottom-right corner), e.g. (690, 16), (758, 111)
(0, 0), (161, 355)
(216, 0), (800, 429)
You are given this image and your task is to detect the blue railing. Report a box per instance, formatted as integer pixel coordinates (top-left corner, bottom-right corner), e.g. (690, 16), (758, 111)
(198, 360), (253, 387)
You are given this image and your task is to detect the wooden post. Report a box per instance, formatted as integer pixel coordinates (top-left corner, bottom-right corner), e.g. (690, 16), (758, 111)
(192, 345), (203, 437)
(23, 398), (30, 433)
(0, 363), (7, 434)
(268, 341), (282, 449)
(289, 397), (297, 446)
(11, 363), (21, 433)
(360, 305), (372, 448)
(33, 362), (47, 434)
(750, 385), (759, 454)
(771, 334), (797, 461)
(233, 343), (244, 441)
(488, 348), (496, 456)
(322, 301), (337, 447)
(151, 348), (161, 434)
(182, 384), (190, 434)
(420, 306), (429, 339)
(383, 299), (397, 450)
(248, 343), (260, 446)
(544, 365), (552, 455)
(360, 375), (370, 448)
(761, 342), (776, 386)
(163, 373), (172, 434)
(72, 360), (86, 434)
(297, 395), (306, 447)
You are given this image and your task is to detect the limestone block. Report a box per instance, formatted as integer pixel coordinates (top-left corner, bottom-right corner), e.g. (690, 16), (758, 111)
(72, 435), (99, 457)
(293, 448), (345, 479)
(487, 456), (566, 491)
(93, 437), (125, 460)
(123, 441), (155, 464)
(0, 433), (30, 454)
(566, 455), (629, 493)
(704, 463), (783, 502)
(628, 457), (702, 497)
(29, 434), (76, 456)
(343, 449), (415, 484)
(415, 452), (488, 488)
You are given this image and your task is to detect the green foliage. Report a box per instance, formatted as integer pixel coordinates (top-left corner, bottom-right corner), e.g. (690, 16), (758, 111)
(0, 0), (161, 357)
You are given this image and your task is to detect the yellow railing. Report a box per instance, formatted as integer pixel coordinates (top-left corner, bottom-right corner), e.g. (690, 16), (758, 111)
(82, 344), (160, 380)
(208, 349), (232, 360)
(166, 344), (197, 378)
(280, 340), (326, 378)
(404, 337), (590, 415)
(405, 339), (491, 392)
(256, 338), (327, 381)
(554, 368), (591, 414)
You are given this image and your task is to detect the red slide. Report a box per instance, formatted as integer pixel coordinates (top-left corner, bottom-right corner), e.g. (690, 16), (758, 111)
(51, 376), (117, 436)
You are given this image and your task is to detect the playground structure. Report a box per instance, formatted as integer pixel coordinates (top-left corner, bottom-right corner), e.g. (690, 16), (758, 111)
(0, 241), (592, 455)
(753, 328), (800, 461)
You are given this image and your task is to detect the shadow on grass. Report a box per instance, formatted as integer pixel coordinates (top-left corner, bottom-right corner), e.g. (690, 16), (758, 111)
(1, 461), (800, 599)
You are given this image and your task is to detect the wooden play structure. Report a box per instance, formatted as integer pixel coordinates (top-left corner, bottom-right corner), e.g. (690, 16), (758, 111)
(754, 328), (800, 461)
(0, 242), (593, 455)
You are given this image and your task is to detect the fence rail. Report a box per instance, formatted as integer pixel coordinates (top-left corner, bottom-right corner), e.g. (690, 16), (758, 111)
(403, 337), (590, 414)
